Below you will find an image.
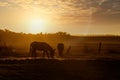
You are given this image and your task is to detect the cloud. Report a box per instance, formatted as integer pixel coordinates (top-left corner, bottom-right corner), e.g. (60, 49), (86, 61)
(0, 1), (9, 7)
(0, 0), (120, 24)
(54, 0), (99, 24)
(92, 0), (120, 24)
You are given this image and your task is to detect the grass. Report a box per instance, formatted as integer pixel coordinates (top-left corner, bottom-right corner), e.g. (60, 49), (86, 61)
(0, 41), (120, 80)
(0, 59), (119, 80)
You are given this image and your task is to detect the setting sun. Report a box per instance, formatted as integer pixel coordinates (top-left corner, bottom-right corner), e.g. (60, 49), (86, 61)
(28, 18), (46, 34)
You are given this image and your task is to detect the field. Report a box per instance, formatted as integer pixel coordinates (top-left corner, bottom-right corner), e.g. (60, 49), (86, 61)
(0, 59), (120, 80)
(0, 30), (120, 80)
(0, 40), (120, 80)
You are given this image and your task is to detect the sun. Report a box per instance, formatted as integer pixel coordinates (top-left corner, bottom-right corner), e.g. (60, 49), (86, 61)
(28, 18), (46, 34)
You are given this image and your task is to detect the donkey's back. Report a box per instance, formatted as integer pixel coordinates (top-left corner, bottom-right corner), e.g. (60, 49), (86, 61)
(30, 42), (51, 50)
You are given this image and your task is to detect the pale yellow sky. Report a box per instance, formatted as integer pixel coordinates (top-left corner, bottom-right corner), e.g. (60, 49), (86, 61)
(0, 0), (120, 35)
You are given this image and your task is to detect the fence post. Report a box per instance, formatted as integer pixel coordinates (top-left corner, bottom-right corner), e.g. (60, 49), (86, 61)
(66, 46), (71, 55)
(98, 42), (102, 54)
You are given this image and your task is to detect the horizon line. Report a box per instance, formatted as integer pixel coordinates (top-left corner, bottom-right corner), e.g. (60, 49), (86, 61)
(0, 28), (120, 36)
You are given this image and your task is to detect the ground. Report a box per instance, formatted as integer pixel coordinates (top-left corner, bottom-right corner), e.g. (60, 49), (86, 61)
(0, 58), (120, 80)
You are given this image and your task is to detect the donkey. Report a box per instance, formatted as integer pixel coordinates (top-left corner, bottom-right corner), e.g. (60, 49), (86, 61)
(30, 41), (55, 59)
(57, 43), (64, 57)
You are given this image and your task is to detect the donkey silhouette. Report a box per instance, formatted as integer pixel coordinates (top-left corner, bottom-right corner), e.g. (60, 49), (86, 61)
(57, 43), (64, 57)
(30, 41), (55, 59)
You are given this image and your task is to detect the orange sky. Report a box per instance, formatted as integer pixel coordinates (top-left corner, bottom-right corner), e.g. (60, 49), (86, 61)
(0, 0), (120, 35)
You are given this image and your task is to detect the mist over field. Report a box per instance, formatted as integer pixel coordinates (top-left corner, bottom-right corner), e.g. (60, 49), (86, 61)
(0, 29), (120, 59)
(0, 29), (120, 80)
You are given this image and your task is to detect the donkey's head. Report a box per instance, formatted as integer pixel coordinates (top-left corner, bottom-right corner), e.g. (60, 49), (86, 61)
(50, 49), (56, 58)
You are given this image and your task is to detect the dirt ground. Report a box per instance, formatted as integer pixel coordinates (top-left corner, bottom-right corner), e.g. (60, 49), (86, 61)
(0, 58), (120, 80)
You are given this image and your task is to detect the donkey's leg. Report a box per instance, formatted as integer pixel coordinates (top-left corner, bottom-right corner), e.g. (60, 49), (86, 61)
(31, 50), (35, 59)
(42, 51), (45, 58)
(46, 51), (50, 59)
(31, 50), (36, 59)
(34, 50), (37, 59)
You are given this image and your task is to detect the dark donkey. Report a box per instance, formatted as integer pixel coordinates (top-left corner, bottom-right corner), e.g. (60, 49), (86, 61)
(30, 41), (55, 59)
(57, 43), (64, 57)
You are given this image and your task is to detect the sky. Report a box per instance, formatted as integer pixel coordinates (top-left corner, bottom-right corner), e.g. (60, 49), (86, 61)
(0, 0), (120, 35)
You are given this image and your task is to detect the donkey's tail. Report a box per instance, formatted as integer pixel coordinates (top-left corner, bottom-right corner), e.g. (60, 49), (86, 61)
(28, 44), (32, 57)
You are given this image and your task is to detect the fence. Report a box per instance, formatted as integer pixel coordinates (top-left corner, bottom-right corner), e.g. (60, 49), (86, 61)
(64, 42), (120, 56)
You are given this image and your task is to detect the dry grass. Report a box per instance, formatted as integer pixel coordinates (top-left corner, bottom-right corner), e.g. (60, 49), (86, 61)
(0, 59), (119, 80)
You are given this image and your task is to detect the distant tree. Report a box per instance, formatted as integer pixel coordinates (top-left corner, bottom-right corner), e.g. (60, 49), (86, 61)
(4, 29), (12, 33)
(56, 32), (70, 37)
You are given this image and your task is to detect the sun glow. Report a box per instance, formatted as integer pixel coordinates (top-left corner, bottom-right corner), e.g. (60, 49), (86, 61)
(28, 18), (46, 34)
